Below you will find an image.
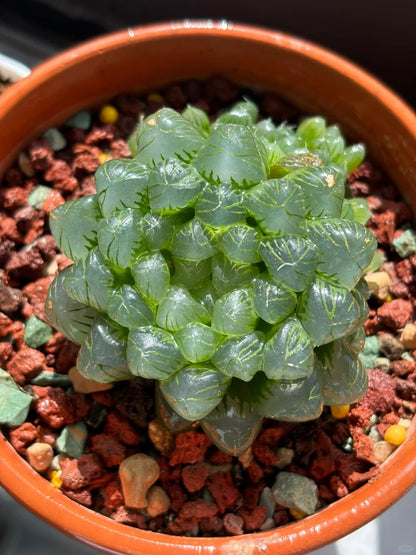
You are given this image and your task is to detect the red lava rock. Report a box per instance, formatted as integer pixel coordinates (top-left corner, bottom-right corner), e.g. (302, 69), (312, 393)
(169, 430), (212, 466)
(28, 140), (54, 171)
(309, 430), (343, 482)
(8, 422), (38, 454)
(390, 359), (416, 377)
(163, 482), (186, 513)
(36, 424), (57, 446)
(31, 386), (75, 428)
(69, 392), (92, 421)
(63, 488), (92, 507)
(179, 499), (219, 520)
(396, 259), (415, 284)
(350, 429), (376, 464)
(223, 513), (244, 535)
(0, 186), (28, 211)
(181, 462), (210, 493)
(42, 190), (65, 212)
(104, 480), (124, 510)
(377, 298), (413, 329)
(89, 432), (126, 468)
(243, 485), (261, 509)
(6, 345), (45, 385)
(273, 509), (290, 526)
(110, 139), (131, 158)
(60, 453), (104, 490)
(205, 472), (239, 514)
(336, 454), (379, 490)
(0, 216), (21, 242)
(208, 449), (233, 465)
(111, 506), (147, 528)
(199, 515), (224, 535)
(86, 124), (116, 145)
(167, 516), (198, 535)
(0, 278), (23, 314)
(5, 245), (46, 280)
(91, 390), (115, 408)
(366, 196), (413, 225)
(22, 276), (53, 320)
(0, 341), (13, 365)
(237, 505), (267, 532)
(246, 461), (264, 484)
(348, 404), (373, 428)
(328, 474), (349, 498)
(368, 211), (397, 245)
(104, 410), (141, 447)
(251, 443), (280, 466)
(395, 377), (416, 401)
(358, 369), (396, 414)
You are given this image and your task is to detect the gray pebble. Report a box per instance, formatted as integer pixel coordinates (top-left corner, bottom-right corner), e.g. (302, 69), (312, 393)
(272, 471), (318, 515)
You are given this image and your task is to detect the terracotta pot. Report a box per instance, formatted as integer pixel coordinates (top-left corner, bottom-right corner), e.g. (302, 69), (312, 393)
(0, 21), (415, 555)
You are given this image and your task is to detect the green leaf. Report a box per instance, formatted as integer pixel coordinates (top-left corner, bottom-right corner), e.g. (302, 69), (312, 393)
(259, 235), (318, 292)
(107, 285), (155, 329)
(296, 116), (326, 149)
(0, 368), (33, 426)
(135, 107), (205, 165)
(211, 253), (260, 296)
(215, 100), (259, 126)
(169, 218), (216, 261)
(148, 158), (206, 213)
(156, 286), (211, 331)
(315, 339), (368, 405)
(50, 195), (100, 261)
(175, 323), (221, 363)
(97, 208), (145, 269)
(256, 368), (323, 421)
(201, 396), (263, 456)
(341, 198), (371, 225)
(298, 277), (361, 345)
(77, 317), (131, 383)
(211, 331), (264, 381)
(307, 218), (377, 288)
(192, 123), (268, 187)
(63, 248), (113, 312)
(344, 143), (366, 173)
(160, 363), (231, 420)
(253, 276), (297, 324)
(263, 318), (314, 380)
(269, 152), (322, 178)
(211, 287), (258, 336)
(131, 251), (170, 305)
(195, 182), (246, 228)
(94, 158), (150, 217)
(141, 211), (181, 250)
(127, 326), (185, 379)
(182, 105), (211, 137)
(171, 257), (212, 289)
(218, 224), (261, 264)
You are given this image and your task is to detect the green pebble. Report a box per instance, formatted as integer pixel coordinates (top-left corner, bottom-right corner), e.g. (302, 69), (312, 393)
(28, 185), (52, 210)
(56, 422), (88, 459)
(0, 368), (33, 426)
(65, 110), (92, 130)
(30, 371), (71, 387)
(393, 229), (416, 258)
(358, 335), (379, 369)
(401, 351), (415, 362)
(42, 127), (67, 151)
(24, 315), (53, 348)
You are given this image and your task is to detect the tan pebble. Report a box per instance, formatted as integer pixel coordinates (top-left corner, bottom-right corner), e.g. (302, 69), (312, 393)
(119, 453), (160, 509)
(148, 418), (175, 456)
(238, 447), (253, 469)
(365, 271), (391, 301)
(18, 151), (36, 177)
(146, 485), (171, 517)
(208, 463), (233, 475)
(69, 366), (113, 393)
(398, 418), (412, 430)
(373, 440), (396, 463)
(26, 442), (53, 472)
(399, 323), (416, 349)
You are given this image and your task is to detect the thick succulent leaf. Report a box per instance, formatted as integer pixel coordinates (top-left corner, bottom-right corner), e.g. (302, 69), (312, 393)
(169, 218), (216, 261)
(135, 108), (205, 165)
(307, 219), (377, 288)
(127, 326), (185, 379)
(218, 224), (261, 264)
(253, 276), (297, 324)
(195, 182), (246, 228)
(97, 208), (145, 269)
(131, 251), (170, 305)
(244, 178), (306, 235)
(192, 123), (268, 187)
(63, 248), (113, 312)
(94, 158), (150, 217)
(256, 368), (324, 421)
(296, 116), (326, 149)
(77, 317), (131, 383)
(341, 198), (371, 225)
(171, 257), (212, 289)
(154, 383), (198, 434)
(107, 285), (155, 329)
(289, 165), (345, 218)
(269, 152), (322, 178)
(201, 396), (263, 456)
(211, 287), (258, 336)
(190, 280), (218, 314)
(45, 267), (98, 344)
(182, 105), (211, 137)
(342, 326), (366, 355)
(215, 100), (259, 126)
(344, 143), (366, 173)
(211, 253), (260, 296)
(160, 363), (231, 421)
(50, 195), (99, 261)
(0, 368), (33, 426)
(175, 323), (220, 363)
(211, 331), (264, 381)
(263, 318), (314, 380)
(156, 286), (211, 331)
(298, 277), (361, 345)
(148, 158), (206, 213)
(315, 339), (368, 405)
(260, 235), (318, 292)
(141, 211), (181, 250)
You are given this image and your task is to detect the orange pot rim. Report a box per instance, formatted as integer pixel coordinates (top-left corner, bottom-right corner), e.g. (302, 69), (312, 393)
(0, 20), (415, 555)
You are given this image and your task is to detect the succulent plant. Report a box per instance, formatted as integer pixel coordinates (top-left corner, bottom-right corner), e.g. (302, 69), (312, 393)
(46, 100), (378, 456)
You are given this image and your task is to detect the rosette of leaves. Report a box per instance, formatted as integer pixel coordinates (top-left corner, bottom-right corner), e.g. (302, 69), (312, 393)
(46, 100), (378, 456)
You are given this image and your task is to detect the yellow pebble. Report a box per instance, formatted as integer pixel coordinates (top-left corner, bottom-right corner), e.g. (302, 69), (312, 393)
(384, 424), (407, 446)
(99, 105), (119, 124)
(385, 293), (394, 302)
(50, 470), (63, 489)
(330, 405), (350, 419)
(98, 152), (113, 164)
(147, 92), (164, 103)
(289, 508), (307, 520)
